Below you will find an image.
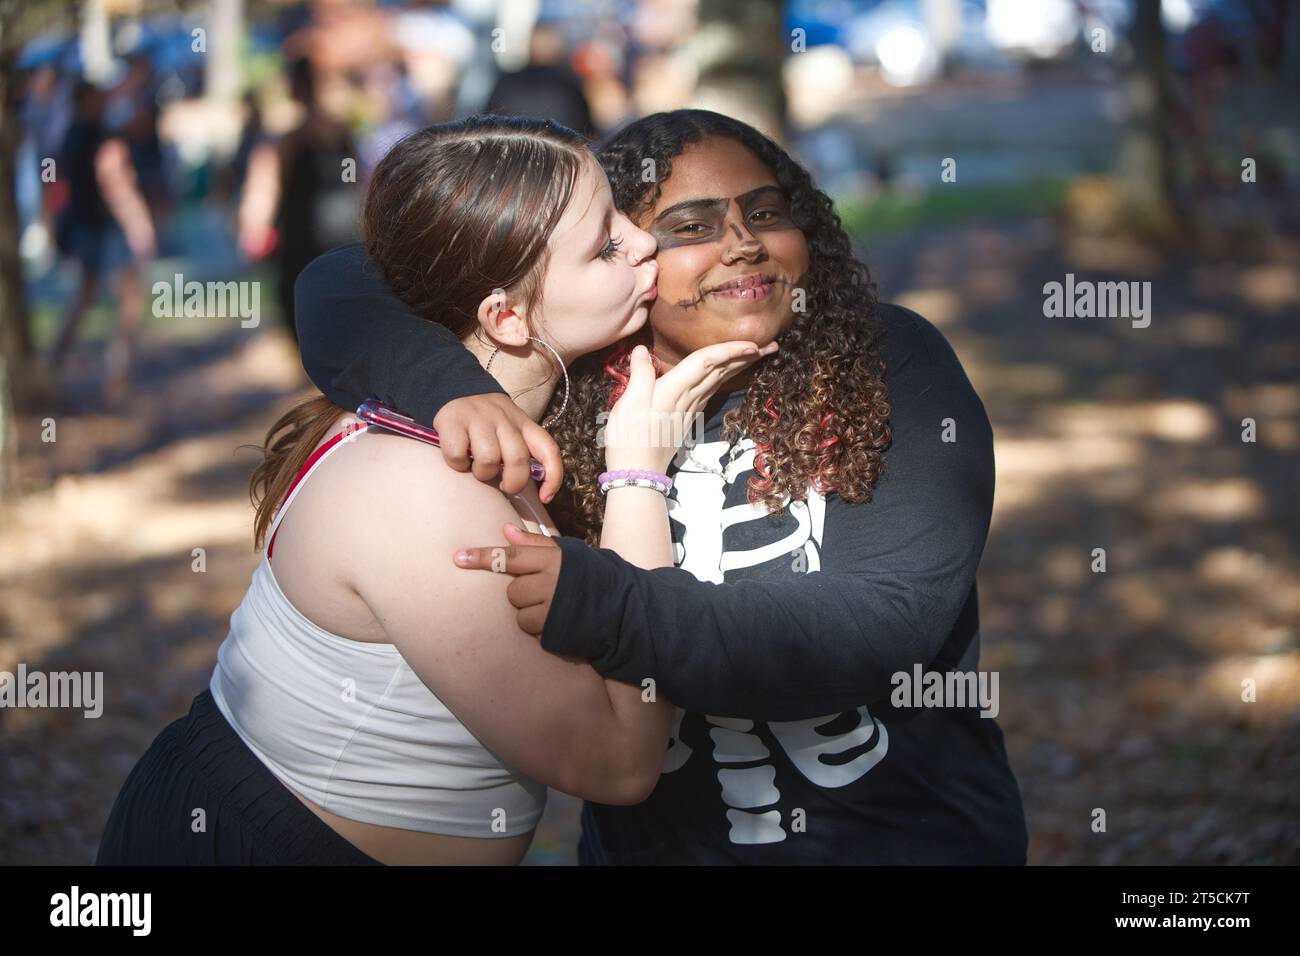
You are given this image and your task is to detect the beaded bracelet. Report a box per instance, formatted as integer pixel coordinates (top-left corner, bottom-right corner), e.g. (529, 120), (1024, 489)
(598, 469), (674, 496)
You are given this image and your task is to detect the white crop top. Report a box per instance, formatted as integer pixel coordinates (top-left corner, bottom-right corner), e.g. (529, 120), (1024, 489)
(209, 420), (548, 838)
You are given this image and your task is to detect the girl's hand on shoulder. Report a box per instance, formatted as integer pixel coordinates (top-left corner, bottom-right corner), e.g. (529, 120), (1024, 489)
(434, 393), (564, 502)
(452, 523), (559, 636)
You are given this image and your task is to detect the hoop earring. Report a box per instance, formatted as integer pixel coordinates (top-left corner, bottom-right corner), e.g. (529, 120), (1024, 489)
(484, 337), (569, 430)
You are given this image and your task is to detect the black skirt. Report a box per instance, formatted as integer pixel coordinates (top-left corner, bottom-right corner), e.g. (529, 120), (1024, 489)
(96, 688), (382, 865)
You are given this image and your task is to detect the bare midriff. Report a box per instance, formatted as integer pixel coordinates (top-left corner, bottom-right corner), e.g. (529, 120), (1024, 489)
(284, 784), (536, 865)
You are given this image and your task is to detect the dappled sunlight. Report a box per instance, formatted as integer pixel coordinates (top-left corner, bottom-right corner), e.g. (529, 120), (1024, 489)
(960, 265), (1021, 307)
(995, 362), (1070, 399)
(1238, 264), (1300, 310)
(991, 429), (1141, 517)
(853, 213), (1300, 864)
(1139, 400), (1219, 442)
(1130, 653), (1300, 725)
(1172, 310), (1236, 347)
(0, 435), (263, 579)
(1146, 478), (1267, 522)
(1223, 383), (1300, 417)
(1063, 231), (1166, 274)
(0, 328), (293, 699)
(892, 288), (961, 327)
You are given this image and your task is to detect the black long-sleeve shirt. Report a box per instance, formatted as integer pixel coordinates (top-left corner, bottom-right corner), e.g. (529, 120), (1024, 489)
(294, 243), (1028, 864)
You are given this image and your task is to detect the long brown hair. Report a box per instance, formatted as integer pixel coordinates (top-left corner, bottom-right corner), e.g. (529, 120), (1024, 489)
(545, 110), (892, 545)
(248, 115), (592, 549)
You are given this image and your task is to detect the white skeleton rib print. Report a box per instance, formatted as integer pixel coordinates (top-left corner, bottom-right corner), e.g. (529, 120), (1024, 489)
(663, 438), (890, 845)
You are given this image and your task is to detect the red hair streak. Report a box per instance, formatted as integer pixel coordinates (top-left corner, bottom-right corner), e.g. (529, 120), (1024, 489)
(603, 335), (662, 409)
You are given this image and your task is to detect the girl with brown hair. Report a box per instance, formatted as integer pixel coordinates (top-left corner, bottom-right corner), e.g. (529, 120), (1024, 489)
(96, 115), (769, 865)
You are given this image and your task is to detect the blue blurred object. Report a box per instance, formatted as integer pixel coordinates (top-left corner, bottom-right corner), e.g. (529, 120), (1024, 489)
(117, 16), (208, 97)
(785, 0), (864, 48)
(20, 16), (210, 94)
(17, 33), (80, 72)
(844, 0), (940, 83)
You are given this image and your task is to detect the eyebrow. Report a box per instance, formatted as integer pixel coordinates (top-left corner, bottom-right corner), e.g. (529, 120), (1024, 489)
(652, 197), (727, 224)
(652, 185), (786, 224)
(736, 185), (785, 205)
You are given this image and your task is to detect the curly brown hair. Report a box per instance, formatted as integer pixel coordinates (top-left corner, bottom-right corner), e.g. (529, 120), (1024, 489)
(544, 110), (893, 546)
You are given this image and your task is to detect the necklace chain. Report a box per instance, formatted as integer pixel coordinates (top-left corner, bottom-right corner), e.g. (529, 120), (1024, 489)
(483, 335), (569, 430)
(684, 439), (746, 479)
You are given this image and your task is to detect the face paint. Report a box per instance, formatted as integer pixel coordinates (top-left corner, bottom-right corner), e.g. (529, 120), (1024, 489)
(651, 199), (729, 251)
(649, 185), (797, 251)
(634, 137), (811, 369)
(734, 185), (796, 233)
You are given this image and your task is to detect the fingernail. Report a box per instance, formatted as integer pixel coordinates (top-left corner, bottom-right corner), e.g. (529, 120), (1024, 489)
(454, 550), (470, 562)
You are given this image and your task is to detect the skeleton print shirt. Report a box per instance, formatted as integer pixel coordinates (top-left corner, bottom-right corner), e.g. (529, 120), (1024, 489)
(294, 247), (1028, 864)
(542, 307), (1028, 864)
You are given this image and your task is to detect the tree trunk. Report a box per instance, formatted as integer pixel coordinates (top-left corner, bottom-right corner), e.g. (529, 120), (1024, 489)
(206, 0), (243, 104)
(1116, 0), (1183, 245)
(0, 0), (28, 499)
(692, 0), (788, 141)
(0, 0), (58, 499)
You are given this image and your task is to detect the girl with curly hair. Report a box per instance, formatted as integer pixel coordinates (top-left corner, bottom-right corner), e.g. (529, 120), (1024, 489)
(295, 110), (1028, 864)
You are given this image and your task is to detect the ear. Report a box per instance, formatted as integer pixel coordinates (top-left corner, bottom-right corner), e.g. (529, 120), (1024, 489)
(475, 287), (532, 349)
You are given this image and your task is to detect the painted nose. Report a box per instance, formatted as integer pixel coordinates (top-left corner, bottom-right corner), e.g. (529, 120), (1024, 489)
(722, 230), (764, 264)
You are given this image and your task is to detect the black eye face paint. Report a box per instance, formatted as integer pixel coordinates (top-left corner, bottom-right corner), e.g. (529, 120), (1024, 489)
(650, 186), (797, 252)
(736, 185), (796, 233)
(650, 185), (799, 309)
(650, 199), (729, 251)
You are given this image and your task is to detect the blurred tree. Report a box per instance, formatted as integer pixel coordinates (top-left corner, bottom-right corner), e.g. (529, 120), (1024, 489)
(692, 0), (787, 140)
(1285, 0), (1300, 86)
(206, 0), (242, 106)
(0, 0), (64, 498)
(1116, 0), (1182, 245)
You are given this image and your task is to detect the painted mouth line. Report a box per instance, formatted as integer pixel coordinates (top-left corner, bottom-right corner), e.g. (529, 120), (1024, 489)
(707, 274), (782, 294)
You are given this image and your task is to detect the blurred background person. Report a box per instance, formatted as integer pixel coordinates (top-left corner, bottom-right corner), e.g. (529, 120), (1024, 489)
(108, 51), (174, 241)
(16, 63), (73, 276)
(237, 56), (358, 344)
(215, 90), (266, 206)
(486, 20), (595, 137)
(48, 80), (157, 406)
(356, 60), (426, 179)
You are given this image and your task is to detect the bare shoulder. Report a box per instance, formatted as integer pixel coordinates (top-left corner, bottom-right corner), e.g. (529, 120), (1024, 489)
(310, 430), (556, 592)
(326, 429), (524, 538)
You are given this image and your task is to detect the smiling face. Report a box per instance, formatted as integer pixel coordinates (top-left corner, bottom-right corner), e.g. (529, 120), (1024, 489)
(636, 136), (809, 371)
(532, 156), (659, 362)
